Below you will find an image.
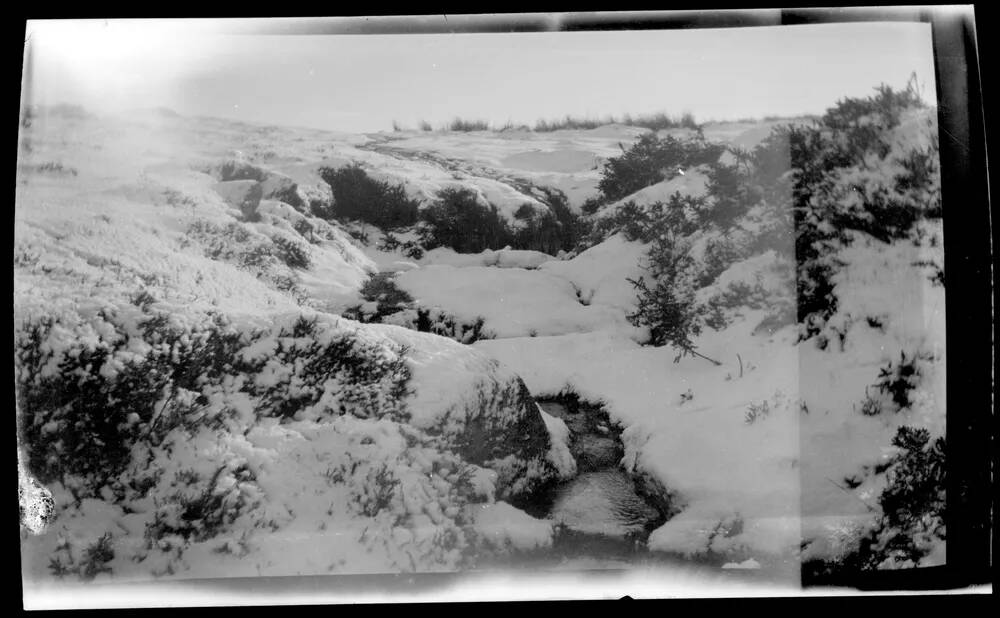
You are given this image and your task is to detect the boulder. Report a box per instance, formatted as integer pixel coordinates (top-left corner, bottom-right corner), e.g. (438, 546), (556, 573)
(259, 171), (305, 210)
(213, 179), (263, 220)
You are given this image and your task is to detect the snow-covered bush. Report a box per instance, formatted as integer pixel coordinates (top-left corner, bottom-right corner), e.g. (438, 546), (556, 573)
(698, 233), (752, 287)
(15, 307), (415, 497)
(627, 234), (714, 363)
(596, 133), (724, 203)
(16, 308), (249, 492)
(215, 159), (305, 211)
(790, 80), (940, 339)
(807, 425), (945, 575)
(586, 193), (705, 247)
(48, 532), (114, 581)
(270, 235), (313, 270)
(874, 350), (927, 411)
(510, 190), (583, 255)
(318, 163), (421, 229)
(183, 219), (310, 300)
(345, 273), (414, 321)
(418, 187), (513, 253)
(701, 129), (792, 232)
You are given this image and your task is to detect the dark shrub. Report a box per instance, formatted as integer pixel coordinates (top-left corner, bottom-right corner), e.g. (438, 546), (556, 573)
(379, 232), (403, 252)
(344, 273), (415, 323)
(580, 196), (605, 216)
(16, 311), (248, 490)
(702, 162), (753, 230)
(318, 164), (420, 229)
(587, 193), (704, 246)
(271, 236), (312, 270)
(49, 532), (115, 580)
(698, 234), (749, 287)
(418, 187), (513, 253)
(807, 424), (945, 576)
(508, 189), (584, 254)
(243, 319), (412, 422)
(789, 81), (933, 339)
(447, 118), (491, 132)
(597, 134), (724, 202)
(511, 205), (562, 255)
(401, 241), (425, 260)
(145, 463), (258, 543)
(627, 234), (716, 363)
(875, 351), (924, 410)
(16, 307), (414, 495)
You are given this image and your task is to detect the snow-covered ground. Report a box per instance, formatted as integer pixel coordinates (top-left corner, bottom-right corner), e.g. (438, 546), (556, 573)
(17, 104), (946, 588)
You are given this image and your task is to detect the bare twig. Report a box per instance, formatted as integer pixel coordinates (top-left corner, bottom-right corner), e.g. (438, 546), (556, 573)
(737, 353), (744, 378)
(691, 349), (722, 366)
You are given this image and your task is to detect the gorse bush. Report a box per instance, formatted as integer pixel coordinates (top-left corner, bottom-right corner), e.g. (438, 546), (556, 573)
(343, 273), (414, 323)
(318, 164), (421, 230)
(16, 308), (414, 494)
(344, 274), (493, 345)
(587, 193), (705, 246)
(597, 134), (725, 203)
(271, 236), (313, 270)
(699, 128), (794, 234)
(601, 82), (937, 357)
(418, 187), (512, 253)
(16, 309), (248, 490)
(183, 220), (310, 300)
(810, 425), (945, 575)
(789, 80), (939, 339)
(875, 351), (926, 410)
(608, 81), (938, 344)
(627, 234), (715, 363)
(820, 81), (925, 162)
(49, 532), (115, 580)
(145, 462), (260, 543)
(510, 191), (583, 255)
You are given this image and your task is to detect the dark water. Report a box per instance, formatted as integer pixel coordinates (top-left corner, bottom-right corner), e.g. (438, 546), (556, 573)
(526, 400), (667, 557)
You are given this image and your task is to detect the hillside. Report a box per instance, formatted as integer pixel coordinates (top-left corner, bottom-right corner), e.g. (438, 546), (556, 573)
(17, 87), (946, 584)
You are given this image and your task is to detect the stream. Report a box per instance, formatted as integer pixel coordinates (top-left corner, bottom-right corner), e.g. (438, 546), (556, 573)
(473, 399), (800, 587)
(535, 399), (665, 543)
(475, 398), (669, 569)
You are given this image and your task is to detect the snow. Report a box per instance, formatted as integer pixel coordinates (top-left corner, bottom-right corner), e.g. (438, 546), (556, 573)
(539, 407), (577, 479)
(471, 502), (554, 552)
(394, 265), (630, 338)
(500, 149), (601, 174)
(420, 246), (556, 270)
(539, 233), (647, 312)
(16, 110), (576, 582)
(18, 103), (946, 581)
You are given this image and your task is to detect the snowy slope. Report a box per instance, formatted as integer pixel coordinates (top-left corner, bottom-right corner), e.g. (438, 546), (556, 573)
(16, 109), (576, 581)
(18, 103), (946, 581)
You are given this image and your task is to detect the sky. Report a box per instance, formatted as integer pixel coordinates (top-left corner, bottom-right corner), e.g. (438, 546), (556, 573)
(21, 18), (938, 133)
